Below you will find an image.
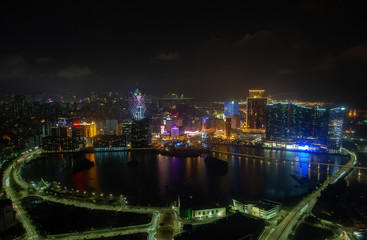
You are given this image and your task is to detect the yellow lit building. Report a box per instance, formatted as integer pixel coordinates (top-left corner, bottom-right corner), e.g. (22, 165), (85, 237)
(82, 122), (97, 138)
(116, 123), (123, 136)
(246, 90), (267, 133)
(248, 90), (265, 98)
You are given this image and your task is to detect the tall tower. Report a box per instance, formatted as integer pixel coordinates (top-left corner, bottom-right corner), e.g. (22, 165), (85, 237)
(246, 90), (267, 133)
(327, 107), (346, 153)
(128, 89), (146, 121)
(12, 95), (26, 119)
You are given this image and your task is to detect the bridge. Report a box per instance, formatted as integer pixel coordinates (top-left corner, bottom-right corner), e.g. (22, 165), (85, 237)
(211, 150), (367, 171)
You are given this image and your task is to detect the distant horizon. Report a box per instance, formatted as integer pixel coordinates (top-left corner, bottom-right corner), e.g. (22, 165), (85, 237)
(0, 87), (358, 109)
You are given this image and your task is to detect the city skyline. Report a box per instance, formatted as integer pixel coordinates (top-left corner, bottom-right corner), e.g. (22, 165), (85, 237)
(0, 3), (366, 239)
(0, 2), (366, 107)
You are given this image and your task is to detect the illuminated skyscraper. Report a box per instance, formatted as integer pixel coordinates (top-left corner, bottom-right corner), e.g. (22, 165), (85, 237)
(224, 101), (239, 117)
(266, 102), (328, 145)
(122, 119), (152, 148)
(246, 90), (267, 133)
(327, 107), (346, 152)
(224, 101), (241, 130)
(128, 89), (146, 120)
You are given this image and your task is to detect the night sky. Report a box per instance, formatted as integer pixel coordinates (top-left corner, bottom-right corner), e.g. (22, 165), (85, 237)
(1, 1), (366, 106)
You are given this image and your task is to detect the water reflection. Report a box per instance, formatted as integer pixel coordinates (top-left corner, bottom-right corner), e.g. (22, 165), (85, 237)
(22, 146), (350, 205)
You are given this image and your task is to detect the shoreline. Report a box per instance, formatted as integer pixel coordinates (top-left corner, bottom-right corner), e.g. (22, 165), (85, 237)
(39, 143), (348, 158)
(210, 143), (348, 157)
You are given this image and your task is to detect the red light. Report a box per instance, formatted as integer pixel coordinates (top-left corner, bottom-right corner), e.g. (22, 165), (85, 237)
(73, 123), (81, 127)
(174, 115), (177, 118)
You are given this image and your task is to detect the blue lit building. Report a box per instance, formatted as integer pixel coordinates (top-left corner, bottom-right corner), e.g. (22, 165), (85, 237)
(266, 103), (328, 147)
(224, 101), (239, 117)
(266, 103), (345, 152)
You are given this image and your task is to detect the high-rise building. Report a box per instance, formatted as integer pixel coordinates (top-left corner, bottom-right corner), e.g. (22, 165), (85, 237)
(12, 95), (27, 119)
(327, 107), (346, 152)
(122, 119), (151, 148)
(224, 101), (239, 117)
(128, 89), (146, 120)
(266, 103), (344, 151)
(116, 123), (123, 136)
(106, 119), (118, 134)
(52, 126), (71, 138)
(225, 118), (232, 137)
(246, 90), (267, 133)
(266, 103), (328, 145)
(83, 122), (97, 138)
(41, 122), (52, 138)
(72, 122), (96, 138)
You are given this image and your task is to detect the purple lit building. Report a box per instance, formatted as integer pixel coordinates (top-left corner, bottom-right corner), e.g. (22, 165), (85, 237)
(171, 125), (179, 139)
(128, 89), (146, 121)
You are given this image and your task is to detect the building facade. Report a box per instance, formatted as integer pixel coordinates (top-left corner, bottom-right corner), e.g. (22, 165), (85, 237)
(191, 207), (226, 220)
(232, 199), (280, 220)
(122, 119), (151, 148)
(266, 103), (328, 145)
(246, 90), (267, 133)
(266, 103), (345, 152)
(224, 101), (239, 117)
(128, 89), (146, 121)
(327, 107), (346, 152)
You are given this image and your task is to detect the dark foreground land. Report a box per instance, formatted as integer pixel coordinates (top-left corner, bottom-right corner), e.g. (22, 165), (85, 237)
(0, 222), (25, 240)
(174, 213), (264, 240)
(313, 179), (367, 228)
(292, 222), (334, 240)
(21, 196), (152, 236)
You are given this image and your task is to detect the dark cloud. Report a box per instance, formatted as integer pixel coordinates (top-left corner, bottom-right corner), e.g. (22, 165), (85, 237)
(0, 53), (28, 79)
(35, 57), (51, 64)
(57, 66), (94, 78)
(242, 30), (271, 41)
(157, 52), (179, 61)
(314, 53), (337, 70)
(339, 42), (367, 60)
(275, 68), (295, 75)
(315, 42), (367, 70)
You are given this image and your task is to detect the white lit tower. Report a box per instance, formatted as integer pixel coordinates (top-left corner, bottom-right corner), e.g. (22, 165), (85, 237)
(128, 89), (146, 120)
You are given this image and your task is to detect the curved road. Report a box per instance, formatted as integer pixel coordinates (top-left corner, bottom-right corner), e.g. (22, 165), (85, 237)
(4, 149), (166, 239)
(260, 148), (357, 240)
(2, 150), (42, 240)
